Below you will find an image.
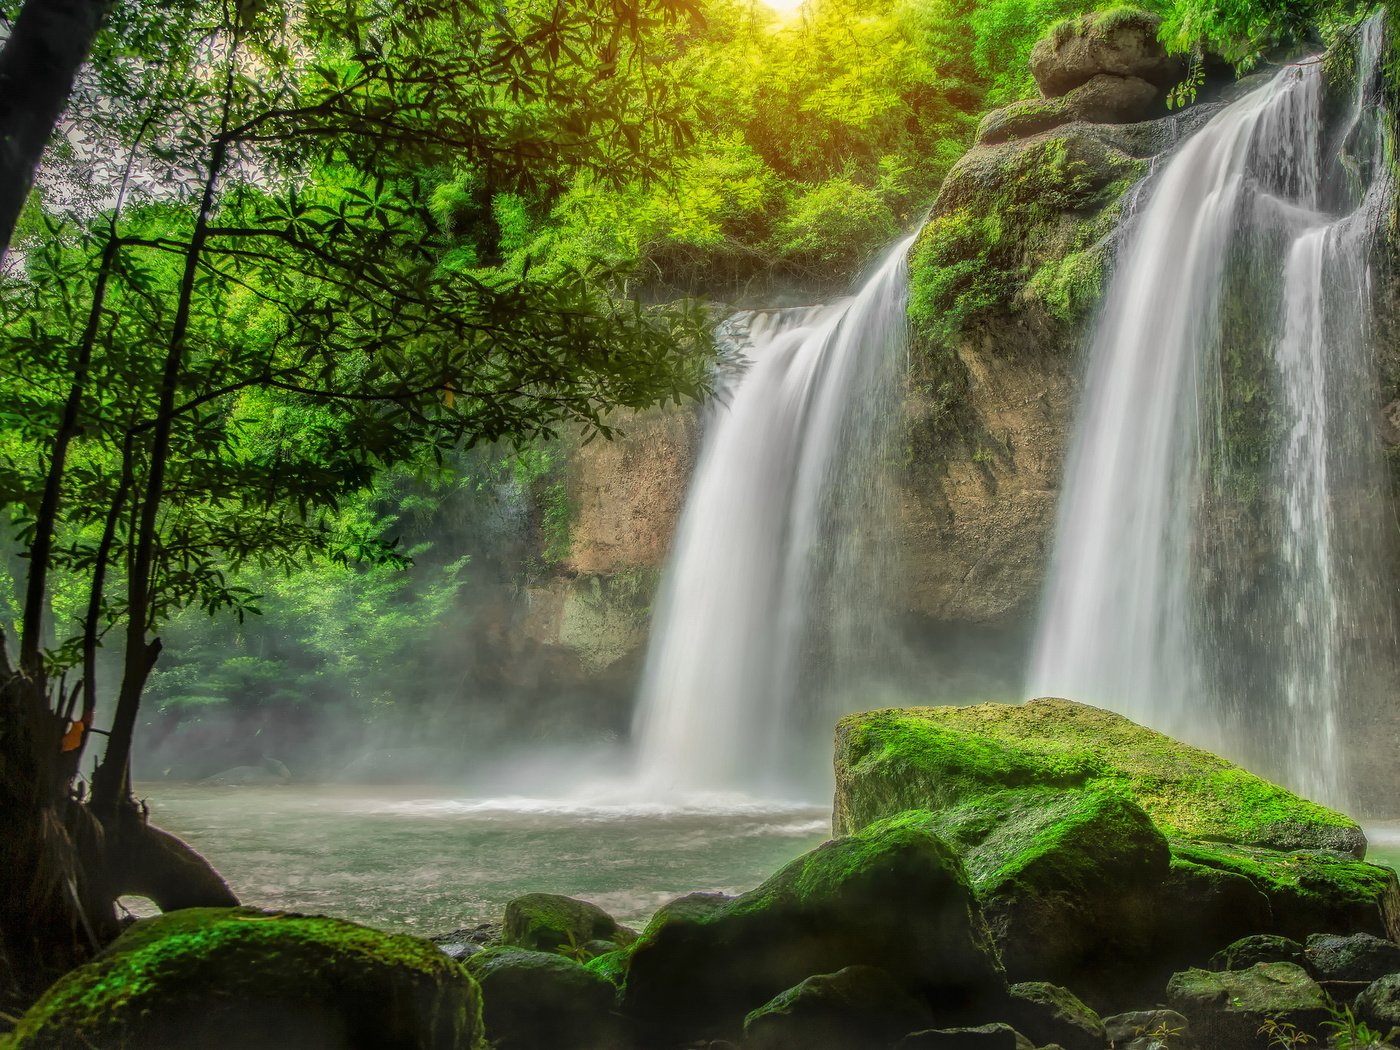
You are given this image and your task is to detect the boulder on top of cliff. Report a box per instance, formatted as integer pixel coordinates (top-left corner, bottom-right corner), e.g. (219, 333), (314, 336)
(1030, 8), (1184, 99)
(5, 907), (484, 1050)
(502, 892), (636, 955)
(618, 811), (1003, 1043)
(833, 699), (1364, 854)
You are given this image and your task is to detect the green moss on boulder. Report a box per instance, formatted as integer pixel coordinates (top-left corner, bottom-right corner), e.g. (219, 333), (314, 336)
(915, 786), (1168, 985)
(833, 699), (1364, 854)
(742, 966), (933, 1050)
(501, 892), (636, 954)
(619, 811), (1002, 1043)
(1165, 963), (1330, 1049)
(908, 133), (1145, 347)
(464, 946), (622, 1050)
(1173, 842), (1400, 942)
(6, 907), (483, 1050)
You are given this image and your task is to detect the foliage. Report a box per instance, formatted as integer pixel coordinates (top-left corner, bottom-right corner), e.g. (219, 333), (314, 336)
(1321, 1003), (1398, 1049)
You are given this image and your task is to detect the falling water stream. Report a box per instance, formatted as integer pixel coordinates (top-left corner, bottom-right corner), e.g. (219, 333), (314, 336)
(631, 234), (916, 798)
(1028, 20), (1393, 805)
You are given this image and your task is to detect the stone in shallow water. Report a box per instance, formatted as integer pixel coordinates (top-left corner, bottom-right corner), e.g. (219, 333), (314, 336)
(501, 892), (636, 954)
(5, 907), (483, 1050)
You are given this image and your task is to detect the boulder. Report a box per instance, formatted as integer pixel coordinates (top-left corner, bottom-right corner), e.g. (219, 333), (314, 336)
(1209, 935), (1306, 972)
(4, 907), (483, 1050)
(502, 893), (636, 954)
(1158, 859), (1274, 968)
(619, 811), (1003, 1042)
(1172, 841), (1400, 942)
(464, 946), (621, 1050)
(1356, 974), (1400, 1034)
(1001, 982), (1107, 1050)
(742, 966), (933, 1050)
(914, 786), (1168, 990)
(833, 701), (1365, 856)
(897, 1024), (1035, 1049)
(976, 98), (1073, 146)
(1304, 932), (1400, 984)
(1101, 1010), (1192, 1049)
(1165, 962), (1329, 1049)
(1063, 74), (1160, 123)
(1029, 8), (1183, 99)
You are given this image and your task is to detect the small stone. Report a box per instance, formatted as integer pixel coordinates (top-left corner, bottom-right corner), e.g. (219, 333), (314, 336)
(465, 946), (622, 1050)
(897, 1023), (1035, 1049)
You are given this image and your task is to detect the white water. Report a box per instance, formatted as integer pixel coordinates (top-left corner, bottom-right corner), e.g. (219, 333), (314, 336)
(1029, 22), (1392, 805)
(631, 235), (916, 798)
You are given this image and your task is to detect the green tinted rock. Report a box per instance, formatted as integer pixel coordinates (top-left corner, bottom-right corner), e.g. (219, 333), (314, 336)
(620, 812), (1002, 1043)
(501, 892), (635, 954)
(6, 907), (483, 1050)
(742, 966), (932, 1050)
(833, 700), (1364, 854)
(1165, 963), (1329, 1049)
(465, 946), (621, 1050)
(1002, 982), (1107, 1050)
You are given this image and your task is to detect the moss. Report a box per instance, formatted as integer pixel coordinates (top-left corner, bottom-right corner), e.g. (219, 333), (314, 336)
(834, 700), (1361, 851)
(9, 908), (484, 1050)
(1173, 841), (1400, 940)
(583, 947), (632, 989)
(908, 133), (1145, 349)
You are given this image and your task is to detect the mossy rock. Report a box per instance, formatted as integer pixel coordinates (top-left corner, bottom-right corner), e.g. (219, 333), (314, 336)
(897, 1024), (1035, 1049)
(1304, 932), (1400, 984)
(833, 699), (1364, 855)
(741, 966), (933, 1050)
(1209, 934), (1306, 972)
(1173, 842), (1400, 943)
(909, 131), (1144, 346)
(914, 785), (1168, 987)
(1002, 981), (1107, 1050)
(1030, 8), (1182, 98)
(1165, 962), (1330, 1049)
(464, 946), (622, 1050)
(5, 908), (483, 1050)
(1355, 974), (1400, 1034)
(501, 892), (635, 955)
(976, 98), (1074, 147)
(619, 811), (1003, 1043)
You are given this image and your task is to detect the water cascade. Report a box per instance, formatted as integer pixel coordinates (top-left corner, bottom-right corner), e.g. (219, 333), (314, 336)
(1028, 21), (1394, 804)
(630, 234), (917, 798)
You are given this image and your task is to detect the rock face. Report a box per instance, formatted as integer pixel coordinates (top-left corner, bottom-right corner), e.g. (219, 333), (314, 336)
(618, 811), (1003, 1042)
(1029, 8), (1184, 98)
(5, 908), (484, 1050)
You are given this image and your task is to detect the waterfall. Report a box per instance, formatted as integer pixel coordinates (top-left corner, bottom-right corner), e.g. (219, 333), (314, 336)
(631, 234), (916, 798)
(1028, 19), (1393, 805)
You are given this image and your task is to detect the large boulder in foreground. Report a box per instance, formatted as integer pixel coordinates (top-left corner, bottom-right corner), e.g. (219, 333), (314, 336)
(619, 811), (1003, 1043)
(834, 700), (1364, 854)
(5, 908), (483, 1050)
(464, 946), (622, 1050)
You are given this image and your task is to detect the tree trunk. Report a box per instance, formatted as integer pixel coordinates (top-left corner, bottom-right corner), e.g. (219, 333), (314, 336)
(0, 0), (115, 257)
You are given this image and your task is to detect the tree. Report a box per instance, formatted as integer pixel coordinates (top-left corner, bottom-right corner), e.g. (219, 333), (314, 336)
(0, 0), (710, 1004)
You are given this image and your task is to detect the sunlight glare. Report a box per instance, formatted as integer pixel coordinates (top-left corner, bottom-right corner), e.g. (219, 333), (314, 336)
(759, 0), (805, 13)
